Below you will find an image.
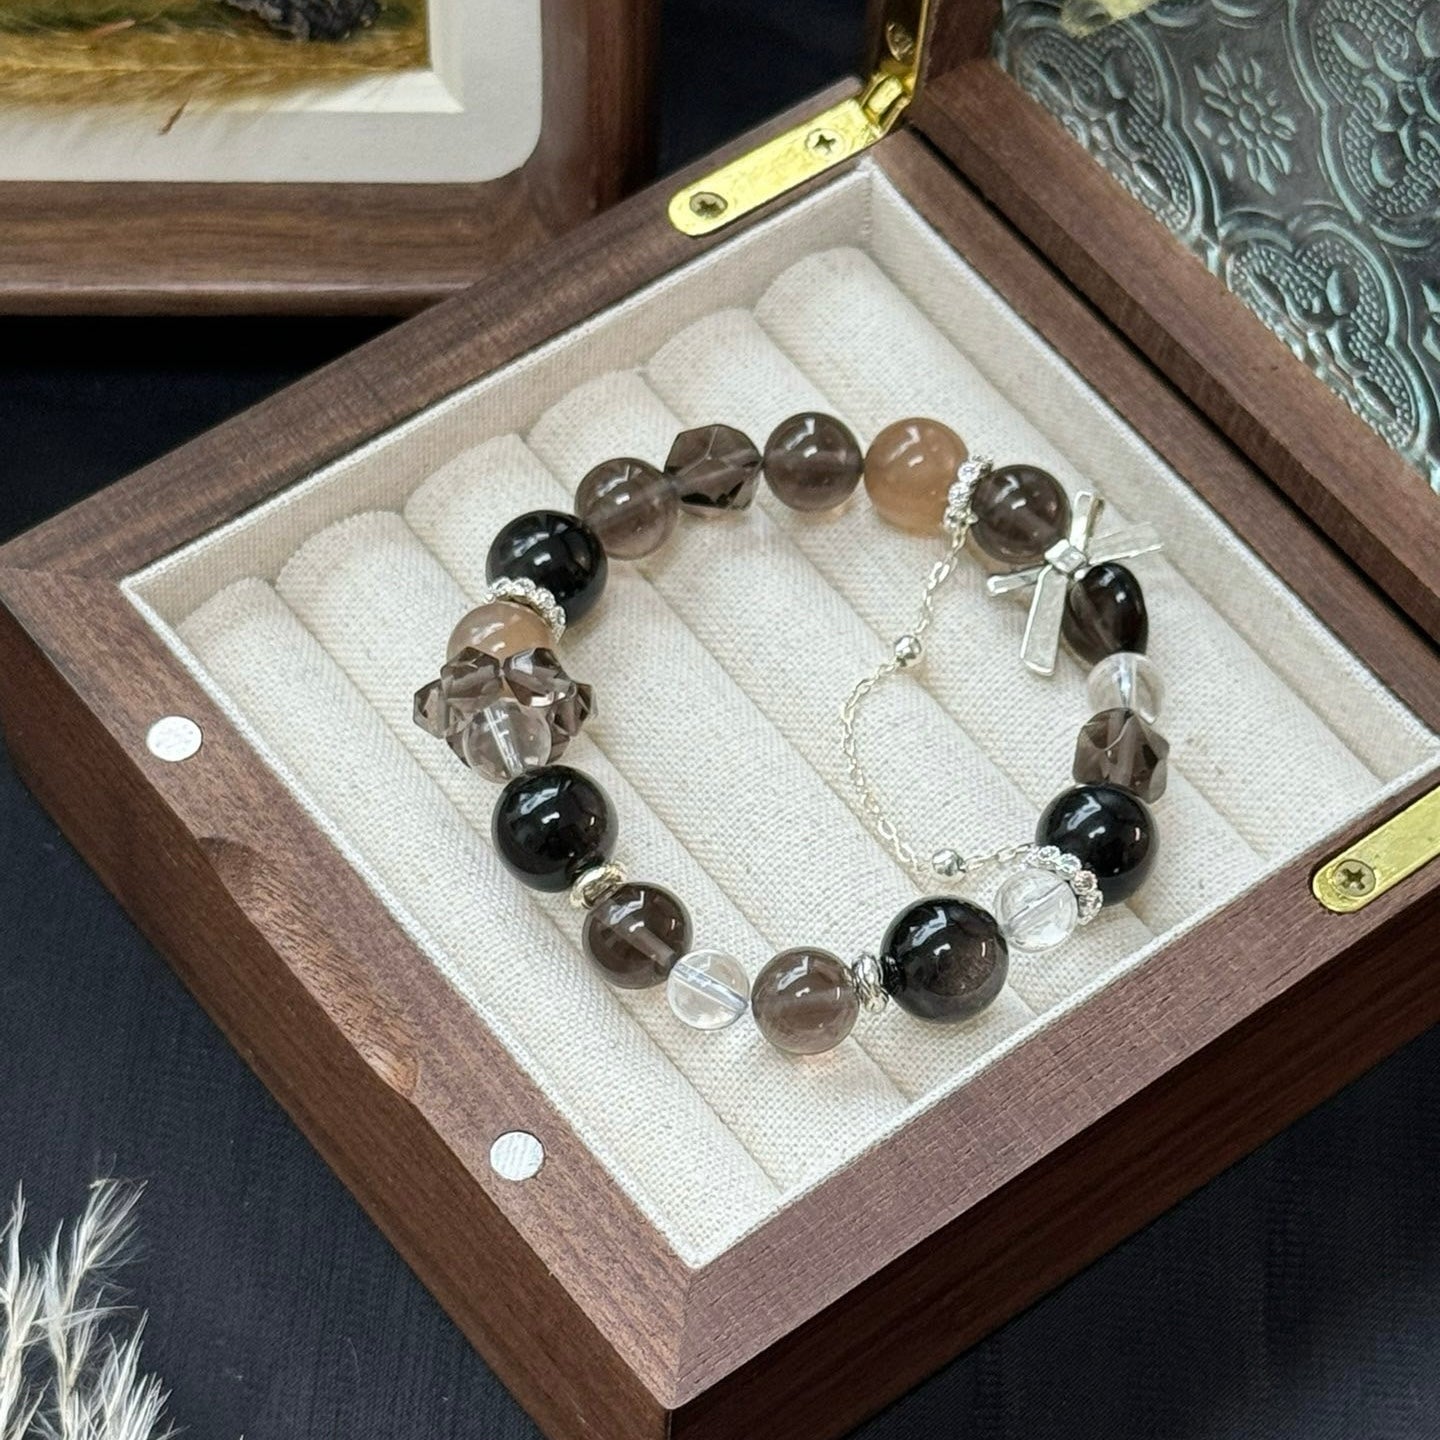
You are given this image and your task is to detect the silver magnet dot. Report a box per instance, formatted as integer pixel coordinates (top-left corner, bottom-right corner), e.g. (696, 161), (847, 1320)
(147, 716), (203, 763)
(489, 1131), (544, 1182)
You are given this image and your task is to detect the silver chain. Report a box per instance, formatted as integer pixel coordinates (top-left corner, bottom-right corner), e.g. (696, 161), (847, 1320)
(838, 458), (1030, 890)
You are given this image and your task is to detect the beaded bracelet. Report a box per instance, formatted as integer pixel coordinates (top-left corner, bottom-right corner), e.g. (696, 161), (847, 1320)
(413, 414), (1166, 1055)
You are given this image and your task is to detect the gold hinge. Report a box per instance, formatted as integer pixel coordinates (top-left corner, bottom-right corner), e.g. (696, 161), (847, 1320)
(668, 0), (929, 238)
(1313, 783), (1440, 913)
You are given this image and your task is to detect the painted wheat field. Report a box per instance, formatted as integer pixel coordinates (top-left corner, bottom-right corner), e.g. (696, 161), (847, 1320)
(0, 0), (428, 108)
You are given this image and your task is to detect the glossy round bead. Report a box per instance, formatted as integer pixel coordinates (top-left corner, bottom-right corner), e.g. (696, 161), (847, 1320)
(1073, 707), (1170, 803)
(763, 412), (863, 513)
(993, 869), (1078, 953)
(666, 950), (750, 1030)
(487, 510), (608, 625)
(458, 699), (553, 782)
(751, 948), (860, 1055)
(968, 464), (1071, 567)
(491, 765), (617, 893)
(1086, 651), (1164, 723)
(1062, 561), (1148, 666)
(863, 418), (969, 534)
(1036, 784), (1157, 904)
(880, 897), (1008, 1023)
(574, 457), (679, 560)
(447, 599), (555, 663)
(582, 881), (692, 990)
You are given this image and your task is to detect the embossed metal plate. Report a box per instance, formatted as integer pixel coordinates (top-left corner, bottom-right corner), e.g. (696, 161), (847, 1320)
(995, 0), (1440, 497)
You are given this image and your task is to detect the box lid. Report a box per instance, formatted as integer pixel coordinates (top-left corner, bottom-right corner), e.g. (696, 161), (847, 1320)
(901, 0), (1440, 641)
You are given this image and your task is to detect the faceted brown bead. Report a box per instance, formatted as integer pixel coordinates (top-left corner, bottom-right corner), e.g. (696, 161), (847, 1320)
(575, 457), (679, 560)
(762, 412), (863, 513)
(447, 600), (554, 663)
(751, 948), (860, 1055)
(1073, 707), (1170, 802)
(1062, 562), (1149, 666)
(582, 882), (692, 990)
(863, 418), (968, 533)
(666, 424), (762, 515)
(969, 464), (1071, 566)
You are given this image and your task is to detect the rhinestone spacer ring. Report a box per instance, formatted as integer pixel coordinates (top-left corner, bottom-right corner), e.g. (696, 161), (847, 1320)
(484, 577), (567, 642)
(943, 455), (992, 534)
(1026, 845), (1103, 925)
(850, 951), (890, 1013)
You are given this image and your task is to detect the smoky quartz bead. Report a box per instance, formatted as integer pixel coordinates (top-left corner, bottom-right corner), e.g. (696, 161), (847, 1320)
(969, 464), (1071, 567)
(762, 412), (863, 513)
(880, 897), (1008, 1024)
(582, 882), (692, 990)
(863, 417), (969, 534)
(666, 424), (763, 515)
(487, 510), (608, 625)
(1036, 783), (1157, 904)
(751, 948), (860, 1055)
(575, 457), (679, 560)
(1061, 561), (1148, 667)
(1073, 707), (1170, 803)
(491, 765), (617, 893)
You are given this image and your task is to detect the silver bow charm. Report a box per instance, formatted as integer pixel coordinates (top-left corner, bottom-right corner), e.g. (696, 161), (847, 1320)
(984, 491), (1160, 676)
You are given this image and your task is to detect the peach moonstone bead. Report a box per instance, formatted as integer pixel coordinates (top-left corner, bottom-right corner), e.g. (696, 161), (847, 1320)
(447, 600), (554, 662)
(863, 418), (969, 534)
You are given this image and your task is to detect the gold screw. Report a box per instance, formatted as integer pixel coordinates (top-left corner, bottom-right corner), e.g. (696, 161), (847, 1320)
(885, 21), (916, 63)
(1333, 859), (1377, 897)
(805, 127), (843, 157)
(689, 190), (728, 220)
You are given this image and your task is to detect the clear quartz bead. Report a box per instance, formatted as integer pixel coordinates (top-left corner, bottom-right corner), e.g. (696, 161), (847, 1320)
(1086, 651), (1164, 724)
(994, 869), (1079, 953)
(666, 950), (750, 1031)
(457, 700), (553, 781)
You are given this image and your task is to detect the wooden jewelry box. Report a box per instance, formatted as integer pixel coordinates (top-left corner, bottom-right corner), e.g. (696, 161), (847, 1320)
(3, 2), (1440, 1437)
(0, 0), (656, 315)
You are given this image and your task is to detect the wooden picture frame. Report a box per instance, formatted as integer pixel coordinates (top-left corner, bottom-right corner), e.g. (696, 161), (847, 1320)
(0, 0), (657, 315)
(3, 75), (1439, 1436)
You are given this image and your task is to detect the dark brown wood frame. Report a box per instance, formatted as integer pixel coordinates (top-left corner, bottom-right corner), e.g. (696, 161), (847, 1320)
(910, 2), (1440, 643)
(3, 78), (1439, 1440)
(0, 0), (658, 316)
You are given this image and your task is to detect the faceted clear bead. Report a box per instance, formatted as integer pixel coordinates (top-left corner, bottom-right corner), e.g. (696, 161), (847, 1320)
(994, 869), (1078, 953)
(1086, 651), (1164, 724)
(456, 700), (553, 782)
(666, 950), (750, 1030)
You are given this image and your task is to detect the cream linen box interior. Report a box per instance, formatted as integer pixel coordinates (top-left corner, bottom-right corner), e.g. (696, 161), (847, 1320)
(124, 163), (1440, 1267)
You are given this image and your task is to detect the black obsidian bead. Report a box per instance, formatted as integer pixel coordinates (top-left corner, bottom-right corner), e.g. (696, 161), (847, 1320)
(1061, 561), (1148, 666)
(486, 510), (608, 625)
(1036, 783), (1157, 904)
(492, 765), (617, 893)
(880, 897), (1008, 1024)
(969, 464), (1071, 567)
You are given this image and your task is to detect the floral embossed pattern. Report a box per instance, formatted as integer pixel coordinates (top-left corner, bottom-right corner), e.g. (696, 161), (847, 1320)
(996, 0), (1440, 495)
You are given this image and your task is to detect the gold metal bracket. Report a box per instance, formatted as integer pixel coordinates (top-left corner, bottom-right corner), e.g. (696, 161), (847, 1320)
(669, 0), (928, 238)
(1313, 784), (1440, 913)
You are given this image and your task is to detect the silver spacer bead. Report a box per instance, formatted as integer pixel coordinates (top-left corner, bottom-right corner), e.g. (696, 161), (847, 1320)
(484, 577), (567, 642)
(569, 862), (626, 910)
(930, 847), (968, 880)
(943, 455), (993, 534)
(893, 633), (924, 669)
(1024, 846), (1103, 925)
(850, 951), (890, 1014)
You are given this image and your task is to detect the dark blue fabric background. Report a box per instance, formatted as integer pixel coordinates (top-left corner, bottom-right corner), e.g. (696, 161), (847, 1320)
(2, 4), (1438, 1434)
